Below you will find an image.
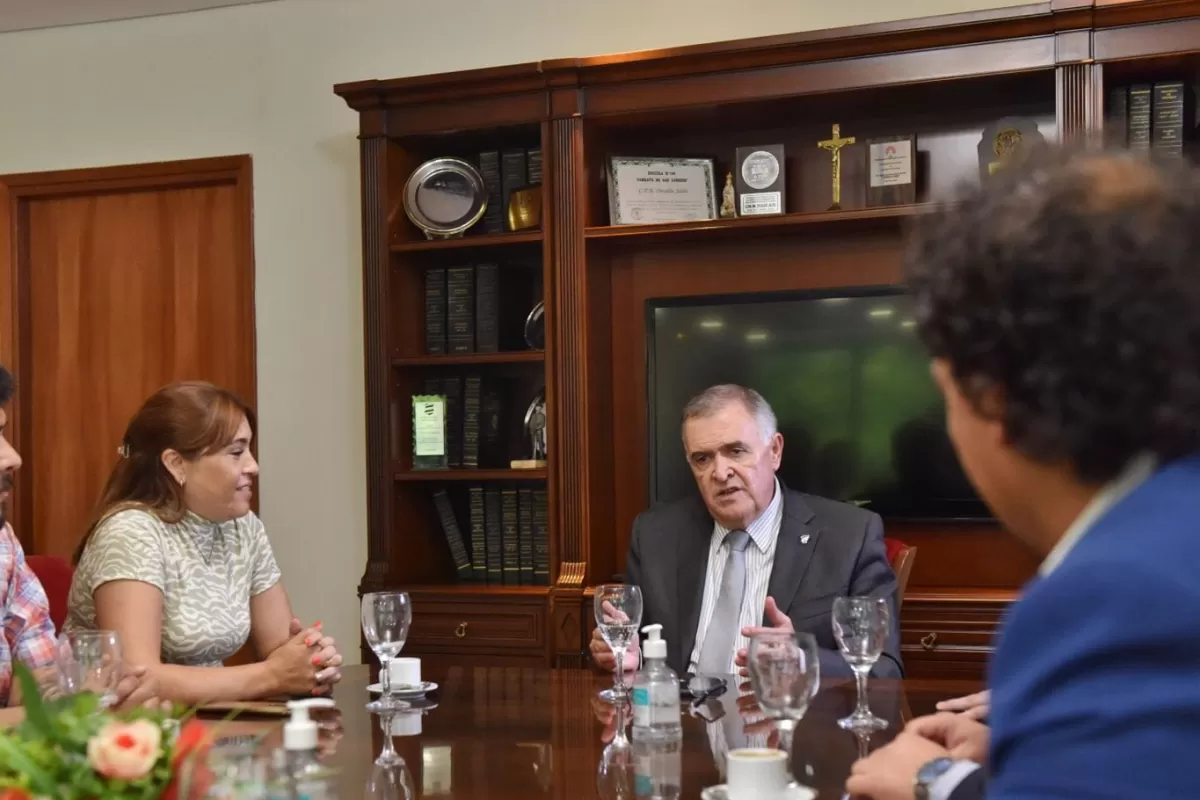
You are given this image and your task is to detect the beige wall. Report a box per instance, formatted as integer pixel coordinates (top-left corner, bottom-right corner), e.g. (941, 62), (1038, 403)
(0, 0), (1028, 660)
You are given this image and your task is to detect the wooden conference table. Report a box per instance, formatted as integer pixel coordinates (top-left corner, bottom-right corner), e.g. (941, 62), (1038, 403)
(215, 664), (980, 799)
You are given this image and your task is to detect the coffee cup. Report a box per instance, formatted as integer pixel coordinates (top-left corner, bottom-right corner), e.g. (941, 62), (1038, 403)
(388, 657), (421, 689)
(389, 711), (422, 736)
(725, 748), (790, 799)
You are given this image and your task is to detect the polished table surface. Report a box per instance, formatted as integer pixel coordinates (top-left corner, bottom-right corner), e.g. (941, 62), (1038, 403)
(221, 664), (980, 798)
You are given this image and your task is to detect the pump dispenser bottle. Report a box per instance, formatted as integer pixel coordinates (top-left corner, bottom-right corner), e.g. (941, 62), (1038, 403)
(269, 698), (338, 800)
(631, 623), (682, 742)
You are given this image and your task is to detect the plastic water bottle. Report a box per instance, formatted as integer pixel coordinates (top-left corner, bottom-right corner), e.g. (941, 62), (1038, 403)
(631, 623), (682, 742)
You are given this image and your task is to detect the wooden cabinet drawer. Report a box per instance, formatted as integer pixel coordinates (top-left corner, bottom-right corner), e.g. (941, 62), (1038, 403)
(408, 601), (546, 651)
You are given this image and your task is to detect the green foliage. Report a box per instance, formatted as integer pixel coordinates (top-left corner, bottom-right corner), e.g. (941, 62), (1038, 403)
(0, 663), (184, 800)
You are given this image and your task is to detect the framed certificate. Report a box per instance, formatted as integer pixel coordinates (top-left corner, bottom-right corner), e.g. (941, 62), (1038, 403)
(606, 157), (717, 226)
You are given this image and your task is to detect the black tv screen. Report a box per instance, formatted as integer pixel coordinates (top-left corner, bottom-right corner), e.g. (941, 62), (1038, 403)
(648, 290), (990, 521)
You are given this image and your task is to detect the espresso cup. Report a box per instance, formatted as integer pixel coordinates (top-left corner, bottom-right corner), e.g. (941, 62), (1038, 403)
(726, 748), (790, 800)
(389, 711), (422, 736)
(388, 657), (421, 688)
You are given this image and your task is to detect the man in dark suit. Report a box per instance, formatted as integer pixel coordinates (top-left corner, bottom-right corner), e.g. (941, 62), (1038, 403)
(846, 150), (1200, 800)
(590, 384), (901, 680)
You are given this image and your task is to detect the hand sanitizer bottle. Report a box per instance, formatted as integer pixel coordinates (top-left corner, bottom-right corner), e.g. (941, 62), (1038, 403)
(269, 698), (339, 800)
(631, 623), (682, 742)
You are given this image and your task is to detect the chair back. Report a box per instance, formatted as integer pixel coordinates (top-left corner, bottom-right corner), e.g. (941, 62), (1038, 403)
(25, 554), (75, 632)
(884, 538), (917, 613)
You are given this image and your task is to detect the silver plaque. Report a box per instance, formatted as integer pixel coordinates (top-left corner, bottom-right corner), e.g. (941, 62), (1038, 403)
(403, 158), (487, 239)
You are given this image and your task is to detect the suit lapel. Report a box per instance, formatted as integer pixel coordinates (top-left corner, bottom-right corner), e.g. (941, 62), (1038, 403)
(676, 498), (714, 670)
(765, 490), (819, 620)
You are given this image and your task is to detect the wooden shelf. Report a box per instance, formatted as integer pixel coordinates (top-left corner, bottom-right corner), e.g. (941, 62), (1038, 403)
(390, 230), (543, 253)
(392, 351), (544, 367)
(398, 584), (551, 596)
(584, 204), (937, 242)
(394, 468), (548, 482)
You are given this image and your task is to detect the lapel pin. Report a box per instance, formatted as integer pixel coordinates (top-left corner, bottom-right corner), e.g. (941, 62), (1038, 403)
(800, 534), (810, 544)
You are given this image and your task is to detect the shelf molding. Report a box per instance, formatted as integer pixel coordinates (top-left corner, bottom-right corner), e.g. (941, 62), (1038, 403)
(394, 468), (549, 482)
(585, 204), (937, 242)
(392, 351), (545, 367)
(390, 230), (543, 253)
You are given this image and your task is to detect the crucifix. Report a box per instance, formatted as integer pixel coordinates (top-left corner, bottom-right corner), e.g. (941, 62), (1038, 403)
(818, 123), (856, 210)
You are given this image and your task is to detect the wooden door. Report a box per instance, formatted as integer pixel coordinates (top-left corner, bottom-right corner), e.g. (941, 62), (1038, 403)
(0, 157), (256, 558)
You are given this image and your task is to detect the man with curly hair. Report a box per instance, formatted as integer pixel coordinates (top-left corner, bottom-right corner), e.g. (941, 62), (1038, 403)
(846, 150), (1200, 800)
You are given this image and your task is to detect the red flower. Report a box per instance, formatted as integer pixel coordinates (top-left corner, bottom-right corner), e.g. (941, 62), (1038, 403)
(0, 790), (31, 800)
(162, 721), (215, 800)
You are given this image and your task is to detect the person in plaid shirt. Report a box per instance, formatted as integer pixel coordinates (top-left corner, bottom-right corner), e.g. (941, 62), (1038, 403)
(0, 365), (161, 709)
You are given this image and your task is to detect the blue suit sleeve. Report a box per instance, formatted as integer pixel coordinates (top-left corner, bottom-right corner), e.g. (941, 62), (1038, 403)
(986, 558), (1200, 799)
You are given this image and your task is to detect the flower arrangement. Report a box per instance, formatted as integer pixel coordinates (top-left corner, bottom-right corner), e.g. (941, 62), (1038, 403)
(0, 664), (214, 799)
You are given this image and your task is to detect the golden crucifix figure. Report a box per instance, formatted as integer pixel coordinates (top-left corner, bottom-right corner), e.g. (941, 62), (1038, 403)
(818, 123), (856, 210)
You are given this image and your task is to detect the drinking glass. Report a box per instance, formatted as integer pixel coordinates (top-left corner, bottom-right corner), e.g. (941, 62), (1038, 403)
(832, 595), (890, 731)
(362, 591), (412, 712)
(746, 630), (820, 761)
(596, 702), (635, 800)
(365, 747), (414, 800)
(56, 630), (122, 708)
(593, 584), (643, 704)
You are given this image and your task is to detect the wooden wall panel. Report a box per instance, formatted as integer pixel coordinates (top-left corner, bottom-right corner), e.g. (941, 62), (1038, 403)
(0, 157), (255, 559)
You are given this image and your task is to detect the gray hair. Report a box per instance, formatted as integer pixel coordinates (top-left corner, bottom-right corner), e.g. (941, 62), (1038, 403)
(681, 384), (778, 443)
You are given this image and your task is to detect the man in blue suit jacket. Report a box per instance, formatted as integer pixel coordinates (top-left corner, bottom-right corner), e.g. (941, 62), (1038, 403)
(846, 148), (1200, 800)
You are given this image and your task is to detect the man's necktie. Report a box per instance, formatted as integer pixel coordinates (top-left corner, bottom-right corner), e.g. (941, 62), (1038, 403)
(697, 529), (751, 675)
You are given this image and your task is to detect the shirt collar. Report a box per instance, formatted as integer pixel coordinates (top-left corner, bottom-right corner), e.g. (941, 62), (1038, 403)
(714, 478), (784, 553)
(1039, 453), (1157, 576)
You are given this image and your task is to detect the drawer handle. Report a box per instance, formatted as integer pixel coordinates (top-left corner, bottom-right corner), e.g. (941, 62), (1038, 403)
(920, 632), (938, 651)
(455, 622), (468, 639)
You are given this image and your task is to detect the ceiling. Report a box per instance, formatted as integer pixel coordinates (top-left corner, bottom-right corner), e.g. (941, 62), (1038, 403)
(0, 0), (275, 33)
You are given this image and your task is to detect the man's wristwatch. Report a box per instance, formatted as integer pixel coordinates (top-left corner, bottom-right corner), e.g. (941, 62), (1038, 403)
(914, 757), (956, 800)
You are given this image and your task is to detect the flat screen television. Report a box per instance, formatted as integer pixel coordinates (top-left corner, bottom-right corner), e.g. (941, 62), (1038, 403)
(647, 289), (991, 521)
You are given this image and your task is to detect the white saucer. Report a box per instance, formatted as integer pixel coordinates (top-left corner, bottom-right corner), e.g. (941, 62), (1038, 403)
(366, 681), (438, 697)
(701, 783), (815, 800)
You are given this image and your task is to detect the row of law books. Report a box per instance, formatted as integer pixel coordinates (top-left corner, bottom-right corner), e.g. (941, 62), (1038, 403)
(433, 486), (550, 585)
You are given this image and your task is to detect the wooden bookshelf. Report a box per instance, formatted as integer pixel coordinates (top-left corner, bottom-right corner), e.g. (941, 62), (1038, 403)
(391, 351), (544, 367)
(584, 204), (937, 242)
(395, 468), (549, 482)
(336, 1), (1200, 673)
(390, 230), (543, 253)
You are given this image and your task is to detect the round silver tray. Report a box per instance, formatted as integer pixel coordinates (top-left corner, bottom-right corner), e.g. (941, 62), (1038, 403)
(524, 301), (545, 350)
(403, 157), (487, 239)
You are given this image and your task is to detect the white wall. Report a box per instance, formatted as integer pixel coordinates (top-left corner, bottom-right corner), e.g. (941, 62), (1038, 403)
(0, 0), (1027, 661)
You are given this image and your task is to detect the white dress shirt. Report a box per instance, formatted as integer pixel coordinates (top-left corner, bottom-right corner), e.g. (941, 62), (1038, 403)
(687, 478), (784, 675)
(927, 453), (1157, 800)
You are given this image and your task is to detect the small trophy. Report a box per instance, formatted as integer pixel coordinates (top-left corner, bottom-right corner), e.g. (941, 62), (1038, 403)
(411, 394), (448, 470)
(511, 391), (547, 469)
(978, 117), (1045, 179)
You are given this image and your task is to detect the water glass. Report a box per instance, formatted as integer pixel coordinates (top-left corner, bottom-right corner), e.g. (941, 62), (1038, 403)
(362, 591), (412, 712)
(832, 595), (890, 731)
(593, 584), (643, 704)
(57, 630), (122, 708)
(746, 630), (820, 760)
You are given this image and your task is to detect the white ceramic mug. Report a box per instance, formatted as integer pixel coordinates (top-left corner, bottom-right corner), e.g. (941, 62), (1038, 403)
(726, 748), (790, 800)
(388, 656), (421, 688)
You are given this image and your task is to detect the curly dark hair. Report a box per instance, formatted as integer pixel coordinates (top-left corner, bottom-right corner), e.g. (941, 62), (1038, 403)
(906, 148), (1200, 484)
(0, 366), (13, 407)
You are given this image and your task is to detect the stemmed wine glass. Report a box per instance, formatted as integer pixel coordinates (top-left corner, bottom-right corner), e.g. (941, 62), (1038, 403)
(362, 591), (412, 712)
(596, 701), (635, 800)
(56, 630), (123, 709)
(594, 584), (643, 704)
(365, 726), (414, 799)
(746, 630), (820, 765)
(832, 595), (890, 731)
